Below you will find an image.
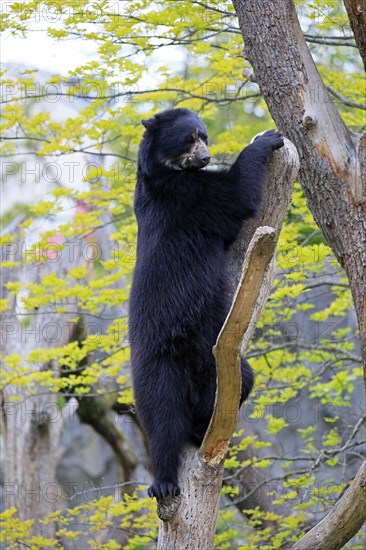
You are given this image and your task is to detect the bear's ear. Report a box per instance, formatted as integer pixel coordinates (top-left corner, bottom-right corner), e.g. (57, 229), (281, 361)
(141, 118), (156, 131)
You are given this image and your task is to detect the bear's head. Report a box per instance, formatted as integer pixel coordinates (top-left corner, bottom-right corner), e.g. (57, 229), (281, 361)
(139, 108), (210, 175)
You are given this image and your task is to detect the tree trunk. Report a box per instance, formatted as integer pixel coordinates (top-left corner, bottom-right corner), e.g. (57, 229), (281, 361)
(233, 0), (366, 383)
(157, 446), (224, 550)
(232, 0), (366, 546)
(157, 228), (277, 549)
(2, 392), (64, 540)
(1, 231), (81, 541)
(157, 140), (299, 549)
(343, 0), (366, 71)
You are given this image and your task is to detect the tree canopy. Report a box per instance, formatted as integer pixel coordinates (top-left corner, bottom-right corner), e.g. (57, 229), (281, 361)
(1, 1), (365, 549)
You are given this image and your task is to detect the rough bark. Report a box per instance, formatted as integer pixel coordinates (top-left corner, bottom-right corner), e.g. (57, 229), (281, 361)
(233, 0), (366, 383)
(291, 460), (366, 550)
(232, 0), (366, 545)
(157, 140), (299, 549)
(343, 0), (366, 71)
(157, 445), (225, 549)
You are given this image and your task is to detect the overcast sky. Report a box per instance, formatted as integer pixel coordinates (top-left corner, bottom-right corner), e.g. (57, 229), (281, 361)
(2, 30), (98, 73)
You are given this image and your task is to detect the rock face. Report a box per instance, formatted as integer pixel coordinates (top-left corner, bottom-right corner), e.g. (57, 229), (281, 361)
(57, 401), (117, 504)
(56, 404), (152, 502)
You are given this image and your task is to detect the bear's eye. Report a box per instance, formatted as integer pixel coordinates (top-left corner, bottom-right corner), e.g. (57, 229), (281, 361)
(185, 135), (196, 144)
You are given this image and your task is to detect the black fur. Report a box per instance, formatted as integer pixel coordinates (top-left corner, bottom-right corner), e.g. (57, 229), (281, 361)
(129, 108), (284, 500)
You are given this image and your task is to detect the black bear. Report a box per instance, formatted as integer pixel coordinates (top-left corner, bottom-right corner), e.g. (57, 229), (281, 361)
(129, 108), (284, 500)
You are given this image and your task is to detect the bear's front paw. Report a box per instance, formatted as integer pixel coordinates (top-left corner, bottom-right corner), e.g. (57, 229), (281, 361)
(254, 129), (284, 151)
(148, 481), (181, 500)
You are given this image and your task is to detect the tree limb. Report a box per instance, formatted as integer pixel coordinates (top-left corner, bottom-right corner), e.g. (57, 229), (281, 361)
(227, 139), (299, 294)
(157, 227), (279, 543)
(327, 85), (366, 110)
(222, 139), (299, 525)
(200, 226), (277, 463)
(291, 460), (366, 550)
(304, 34), (358, 48)
(157, 139), (299, 548)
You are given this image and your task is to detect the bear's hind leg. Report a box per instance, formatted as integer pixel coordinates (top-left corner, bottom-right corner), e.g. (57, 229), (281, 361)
(240, 357), (254, 404)
(134, 362), (190, 500)
(190, 358), (254, 445)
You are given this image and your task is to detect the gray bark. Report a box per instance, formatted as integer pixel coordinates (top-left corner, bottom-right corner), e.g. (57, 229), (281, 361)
(232, 0), (366, 546)
(233, 0), (366, 382)
(343, 0), (366, 71)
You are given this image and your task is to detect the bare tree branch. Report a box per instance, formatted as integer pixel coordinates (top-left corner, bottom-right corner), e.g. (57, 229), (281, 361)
(327, 85), (366, 110)
(156, 227), (279, 543)
(304, 33), (357, 48)
(291, 460), (366, 550)
(200, 227), (277, 463)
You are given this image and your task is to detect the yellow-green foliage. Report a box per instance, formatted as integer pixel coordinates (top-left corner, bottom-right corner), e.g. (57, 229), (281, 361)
(1, 1), (364, 548)
(0, 491), (158, 550)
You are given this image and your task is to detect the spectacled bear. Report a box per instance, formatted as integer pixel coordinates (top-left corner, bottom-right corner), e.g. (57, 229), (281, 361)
(129, 108), (284, 500)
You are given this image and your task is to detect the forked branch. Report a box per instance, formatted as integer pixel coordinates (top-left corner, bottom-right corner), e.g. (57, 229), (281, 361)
(200, 226), (277, 463)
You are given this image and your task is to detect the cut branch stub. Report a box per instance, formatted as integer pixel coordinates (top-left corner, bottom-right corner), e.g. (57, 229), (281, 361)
(200, 226), (277, 464)
(227, 138), (300, 293)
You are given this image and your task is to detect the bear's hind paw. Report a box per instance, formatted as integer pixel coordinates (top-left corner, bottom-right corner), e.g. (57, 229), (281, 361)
(148, 481), (181, 500)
